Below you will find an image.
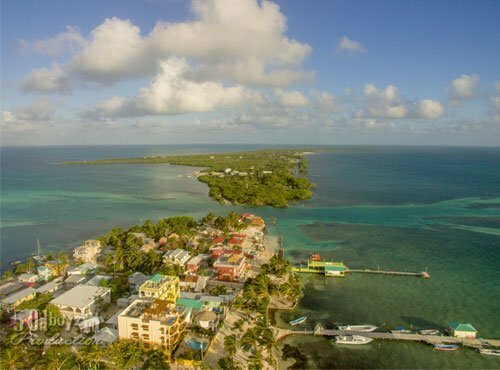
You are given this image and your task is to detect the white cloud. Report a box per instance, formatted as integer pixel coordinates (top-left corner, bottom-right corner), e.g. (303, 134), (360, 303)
(362, 83), (407, 118)
(336, 36), (366, 54)
(18, 26), (86, 57)
(81, 57), (263, 118)
(310, 90), (342, 113)
(1, 98), (56, 132)
(274, 89), (309, 107)
(491, 96), (500, 111)
(418, 99), (445, 119)
(23, 0), (311, 87)
(450, 74), (479, 103)
(20, 63), (70, 93)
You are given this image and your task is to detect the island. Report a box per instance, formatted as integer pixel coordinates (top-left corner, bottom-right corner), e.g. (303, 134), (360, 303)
(65, 149), (316, 207)
(0, 212), (302, 369)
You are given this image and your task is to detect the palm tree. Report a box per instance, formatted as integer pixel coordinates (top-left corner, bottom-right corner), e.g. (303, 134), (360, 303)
(223, 334), (238, 356)
(25, 258), (36, 274)
(240, 327), (260, 353)
(0, 347), (25, 370)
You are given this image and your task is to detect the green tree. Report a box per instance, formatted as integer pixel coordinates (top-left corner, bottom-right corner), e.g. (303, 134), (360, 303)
(223, 334), (237, 357)
(107, 340), (144, 368)
(0, 347), (25, 370)
(217, 356), (240, 370)
(143, 349), (169, 370)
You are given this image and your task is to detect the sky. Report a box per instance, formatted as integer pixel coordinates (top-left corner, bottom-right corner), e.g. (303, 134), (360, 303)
(1, 0), (500, 146)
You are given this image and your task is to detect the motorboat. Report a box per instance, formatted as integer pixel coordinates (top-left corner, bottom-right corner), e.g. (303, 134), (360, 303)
(335, 335), (373, 345)
(433, 344), (460, 351)
(419, 329), (440, 335)
(289, 316), (307, 326)
(337, 325), (377, 332)
(479, 348), (500, 356)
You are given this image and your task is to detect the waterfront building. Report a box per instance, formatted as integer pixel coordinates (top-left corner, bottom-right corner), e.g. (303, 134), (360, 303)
(73, 240), (102, 264)
(139, 274), (180, 302)
(1, 287), (37, 311)
(118, 299), (187, 358)
(18, 273), (38, 284)
(50, 284), (111, 320)
(213, 254), (248, 282)
(129, 272), (150, 292)
(448, 322), (478, 338)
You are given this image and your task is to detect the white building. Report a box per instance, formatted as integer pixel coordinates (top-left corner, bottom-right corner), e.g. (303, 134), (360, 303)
(50, 284), (110, 320)
(18, 274), (38, 284)
(163, 249), (191, 266)
(196, 310), (218, 330)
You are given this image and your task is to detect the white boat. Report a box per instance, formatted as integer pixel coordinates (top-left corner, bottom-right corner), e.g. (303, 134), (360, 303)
(337, 325), (377, 332)
(479, 348), (500, 356)
(335, 335), (373, 345)
(419, 329), (440, 335)
(391, 326), (413, 334)
(289, 316), (307, 326)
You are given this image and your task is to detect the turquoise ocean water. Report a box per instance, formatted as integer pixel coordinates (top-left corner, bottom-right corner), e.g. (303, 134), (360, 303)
(1, 145), (499, 368)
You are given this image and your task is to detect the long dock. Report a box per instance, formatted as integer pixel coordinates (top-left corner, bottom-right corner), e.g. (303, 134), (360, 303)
(349, 269), (430, 278)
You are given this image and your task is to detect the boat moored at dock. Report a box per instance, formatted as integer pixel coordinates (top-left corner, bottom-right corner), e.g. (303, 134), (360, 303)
(419, 329), (440, 335)
(335, 335), (374, 345)
(433, 343), (460, 351)
(289, 316), (307, 326)
(337, 325), (378, 332)
(479, 348), (500, 356)
(391, 326), (413, 334)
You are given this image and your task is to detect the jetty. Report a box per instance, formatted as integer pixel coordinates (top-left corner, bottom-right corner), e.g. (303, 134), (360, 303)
(292, 259), (430, 278)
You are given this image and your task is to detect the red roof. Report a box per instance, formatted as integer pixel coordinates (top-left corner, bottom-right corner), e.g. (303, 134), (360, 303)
(213, 237), (225, 244)
(227, 238), (243, 245)
(232, 233), (247, 239)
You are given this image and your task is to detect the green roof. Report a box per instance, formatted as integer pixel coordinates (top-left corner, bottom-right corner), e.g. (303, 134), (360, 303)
(448, 322), (477, 332)
(325, 265), (347, 271)
(176, 298), (203, 310)
(149, 273), (163, 283)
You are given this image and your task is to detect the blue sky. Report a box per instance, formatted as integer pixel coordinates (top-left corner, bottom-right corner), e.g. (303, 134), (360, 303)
(1, 0), (499, 146)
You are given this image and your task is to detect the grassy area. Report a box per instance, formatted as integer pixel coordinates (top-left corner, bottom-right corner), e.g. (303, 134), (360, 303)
(65, 149), (317, 207)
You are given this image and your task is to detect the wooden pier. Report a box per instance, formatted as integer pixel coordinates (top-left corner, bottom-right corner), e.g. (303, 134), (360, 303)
(349, 269), (430, 278)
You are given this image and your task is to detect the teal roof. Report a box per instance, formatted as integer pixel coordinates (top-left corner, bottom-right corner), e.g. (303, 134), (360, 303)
(325, 265), (347, 271)
(149, 273), (163, 282)
(176, 298), (203, 310)
(448, 322), (477, 332)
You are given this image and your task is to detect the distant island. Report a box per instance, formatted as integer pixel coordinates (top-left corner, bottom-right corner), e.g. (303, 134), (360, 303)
(65, 149), (317, 207)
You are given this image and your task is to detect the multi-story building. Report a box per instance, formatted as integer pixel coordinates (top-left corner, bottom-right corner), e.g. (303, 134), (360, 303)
(118, 299), (187, 358)
(163, 249), (191, 266)
(213, 254), (248, 282)
(139, 274), (180, 302)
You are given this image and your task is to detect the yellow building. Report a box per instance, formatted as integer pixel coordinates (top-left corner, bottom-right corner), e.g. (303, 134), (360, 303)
(139, 274), (180, 302)
(118, 299), (187, 358)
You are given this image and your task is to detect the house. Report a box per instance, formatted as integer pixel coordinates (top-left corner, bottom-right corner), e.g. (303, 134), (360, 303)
(163, 249), (191, 266)
(37, 266), (53, 282)
(180, 275), (199, 291)
(50, 284), (111, 320)
(67, 263), (97, 276)
(86, 275), (112, 286)
(196, 310), (218, 330)
(212, 237), (225, 245)
(10, 309), (39, 328)
(36, 280), (62, 295)
(227, 238), (244, 246)
(176, 298), (204, 317)
(0, 281), (23, 298)
(77, 316), (101, 333)
(128, 272), (150, 292)
(73, 240), (102, 264)
(448, 322), (478, 339)
(213, 254), (248, 282)
(139, 274), (180, 302)
(1, 288), (37, 311)
(93, 327), (118, 345)
(117, 294), (139, 308)
(18, 273), (38, 284)
(186, 256), (202, 273)
(65, 274), (86, 288)
(118, 299), (187, 359)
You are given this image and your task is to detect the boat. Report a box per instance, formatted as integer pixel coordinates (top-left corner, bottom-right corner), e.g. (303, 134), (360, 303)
(289, 316), (307, 326)
(419, 329), (440, 335)
(391, 326), (413, 334)
(433, 343), (460, 351)
(479, 348), (500, 356)
(310, 253), (321, 261)
(337, 325), (378, 332)
(335, 335), (373, 345)
(32, 238), (45, 263)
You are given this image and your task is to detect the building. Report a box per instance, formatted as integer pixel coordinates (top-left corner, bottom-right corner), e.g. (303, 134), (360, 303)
(128, 272), (150, 292)
(163, 249), (191, 266)
(0, 281), (23, 298)
(186, 256), (202, 273)
(50, 284), (111, 320)
(18, 273), (38, 284)
(448, 322), (478, 339)
(73, 240), (102, 264)
(36, 280), (63, 295)
(86, 275), (112, 286)
(195, 310), (218, 330)
(1, 287), (37, 311)
(118, 299), (187, 358)
(67, 262), (97, 276)
(37, 266), (53, 281)
(213, 254), (248, 282)
(65, 274), (86, 287)
(139, 274), (180, 303)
